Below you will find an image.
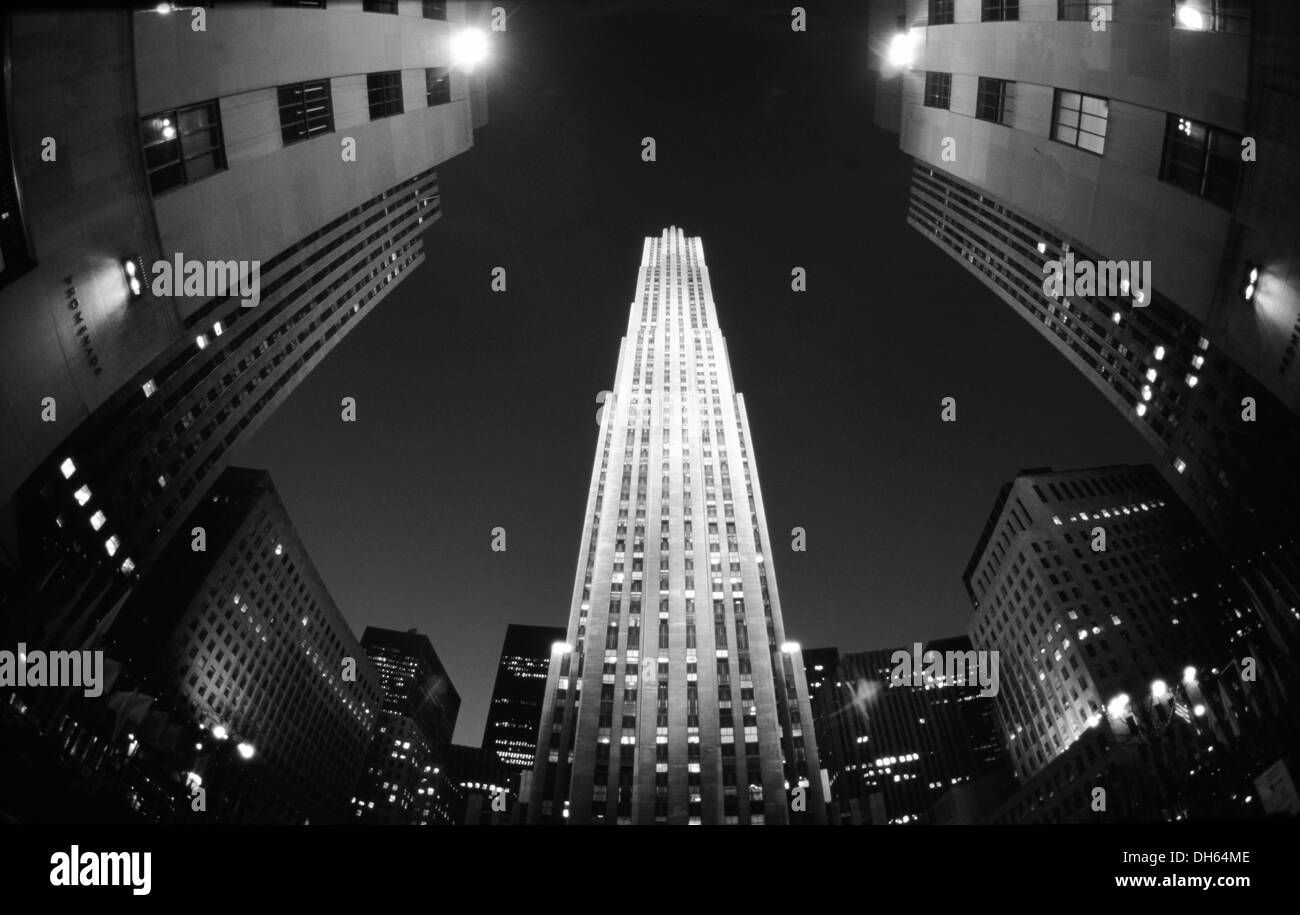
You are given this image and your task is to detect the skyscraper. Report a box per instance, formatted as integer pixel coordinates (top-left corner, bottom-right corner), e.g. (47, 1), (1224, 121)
(482, 623), (564, 771)
(868, 0), (1300, 655)
(1, 2), (488, 656)
(964, 463), (1280, 781)
(107, 466), (382, 824)
(353, 627), (460, 825)
(808, 637), (1007, 825)
(526, 227), (825, 825)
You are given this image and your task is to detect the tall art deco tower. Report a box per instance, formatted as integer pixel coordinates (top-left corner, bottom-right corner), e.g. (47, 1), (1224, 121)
(527, 228), (825, 824)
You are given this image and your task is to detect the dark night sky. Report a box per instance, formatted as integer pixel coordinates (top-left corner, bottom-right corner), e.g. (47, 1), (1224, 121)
(233, 0), (1151, 745)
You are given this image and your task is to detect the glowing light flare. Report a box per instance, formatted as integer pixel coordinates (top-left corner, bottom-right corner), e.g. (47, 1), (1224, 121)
(886, 30), (919, 69)
(1176, 4), (1207, 30)
(450, 27), (489, 72)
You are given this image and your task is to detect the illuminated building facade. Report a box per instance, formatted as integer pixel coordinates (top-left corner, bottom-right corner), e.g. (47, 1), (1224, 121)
(353, 626), (460, 824)
(964, 463), (1279, 781)
(809, 637), (1006, 824)
(869, 0), (1300, 656)
(107, 466), (381, 824)
(0, 2), (488, 657)
(527, 228), (825, 825)
(482, 624), (564, 771)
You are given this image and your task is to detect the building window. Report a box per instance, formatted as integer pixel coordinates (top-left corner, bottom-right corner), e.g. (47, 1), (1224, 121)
(975, 77), (1013, 124)
(362, 0), (398, 12)
(1052, 90), (1108, 155)
(982, 0), (1019, 20)
(426, 67), (451, 106)
(928, 0), (954, 25)
(1160, 115), (1243, 209)
(422, 1), (447, 19)
(1171, 0), (1251, 34)
(1059, 0), (1112, 21)
(278, 80), (334, 145)
(367, 71), (404, 120)
(140, 100), (227, 195)
(924, 72), (951, 110)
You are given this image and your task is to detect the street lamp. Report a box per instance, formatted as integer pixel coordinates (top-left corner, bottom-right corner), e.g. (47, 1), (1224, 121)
(886, 29), (919, 69)
(450, 27), (489, 72)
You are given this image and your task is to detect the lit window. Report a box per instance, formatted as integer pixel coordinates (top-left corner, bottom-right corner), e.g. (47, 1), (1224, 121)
(1159, 113), (1244, 209)
(143, 379), (157, 398)
(1052, 89), (1109, 155)
(139, 100), (227, 195)
(74, 485), (92, 506)
(105, 535), (121, 557)
(90, 510), (106, 531)
(196, 334), (208, 349)
(1171, 0), (1250, 35)
(277, 79), (335, 145)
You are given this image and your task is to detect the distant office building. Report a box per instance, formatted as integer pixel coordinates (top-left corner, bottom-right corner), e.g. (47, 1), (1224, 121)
(446, 743), (515, 824)
(982, 653), (1300, 824)
(527, 229), (825, 824)
(964, 463), (1281, 781)
(869, 0), (1300, 651)
(1, 2), (489, 658)
(801, 646), (840, 809)
(808, 637), (1007, 824)
(107, 467), (381, 824)
(482, 624), (564, 771)
(353, 626), (460, 825)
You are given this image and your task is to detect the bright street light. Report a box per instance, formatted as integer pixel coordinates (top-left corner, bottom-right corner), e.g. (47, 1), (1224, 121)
(886, 30), (918, 69)
(450, 27), (489, 72)
(1176, 4), (1207, 30)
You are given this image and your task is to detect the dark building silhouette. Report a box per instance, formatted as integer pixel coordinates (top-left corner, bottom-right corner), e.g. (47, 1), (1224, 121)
(106, 466), (381, 824)
(353, 626), (460, 824)
(482, 624), (564, 771)
(447, 742), (515, 824)
(809, 636), (1007, 825)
